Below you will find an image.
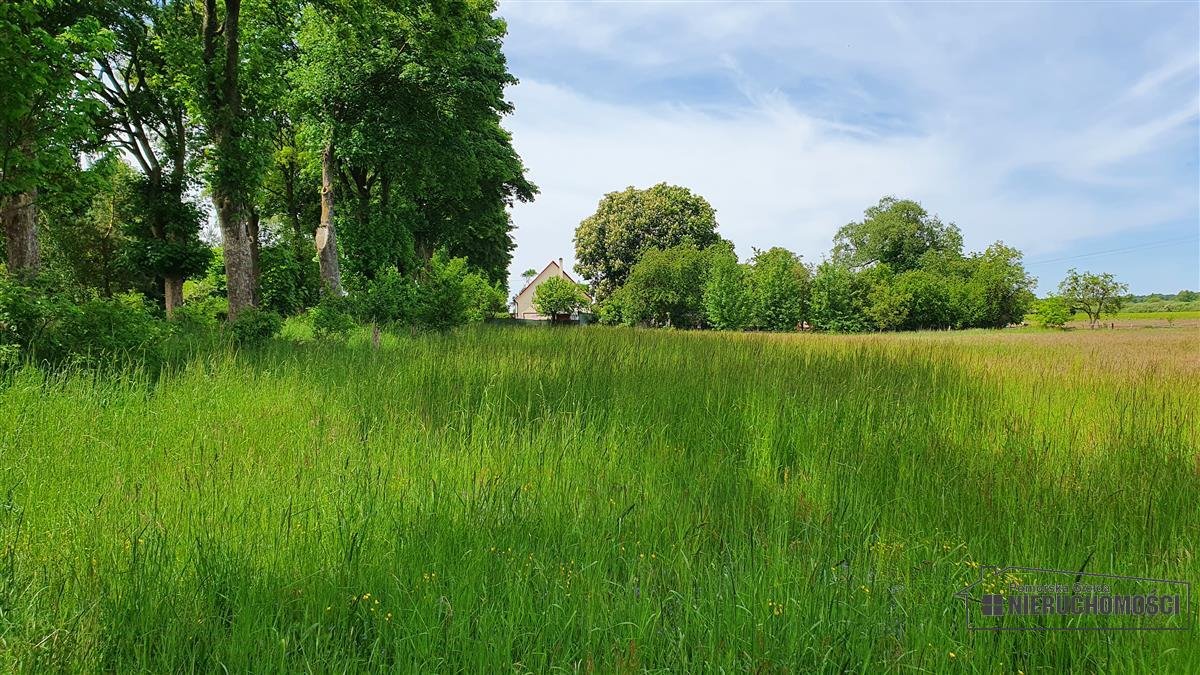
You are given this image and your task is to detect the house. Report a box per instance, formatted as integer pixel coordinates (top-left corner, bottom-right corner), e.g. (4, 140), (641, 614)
(512, 258), (594, 321)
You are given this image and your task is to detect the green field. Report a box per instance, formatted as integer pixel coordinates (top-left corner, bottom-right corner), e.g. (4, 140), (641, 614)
(1068, 310), (1200, 322)
(1, 326), (1197, 671)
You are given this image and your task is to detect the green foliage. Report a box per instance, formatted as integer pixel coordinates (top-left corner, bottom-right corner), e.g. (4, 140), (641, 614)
(864, 276), (912, 331)
(410, 249), (499, 331)
(575, 183), (722, 299)
(1058, 268), (1129, 327)
(349, 269), (417, 326)
(1118, 299), (1200, 314)
(228, 307), (283, 345)
(596, 291), (628, 326)
(311, 295), (356, 343)
(608, 243), (711, 328)
(894, 270), (951, 330)
(1034, 296), (1072, 329)
(533, 276), (588, 317)
(201, 247), (227, 297)
(293, 0), (533, 283)
(747, 247), (809, 331)
(833, 196), (963, 272)
(808, 262), (871, 333)
(0, 272), (166, 366)
(38, 154), (154, 297)
(958, 243), (1036, 328)
(461, 269), (509, 322)
(259, 237), (320, 316)
(52, 293), (166, 365)
(702, 245), (750, 331)
(172, 295), (228, 331)
(122, 175), (211, 282)
(0, 2), (113, 199)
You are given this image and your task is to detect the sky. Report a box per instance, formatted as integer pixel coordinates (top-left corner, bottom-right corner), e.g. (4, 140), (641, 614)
(495, 1), (1200, 297)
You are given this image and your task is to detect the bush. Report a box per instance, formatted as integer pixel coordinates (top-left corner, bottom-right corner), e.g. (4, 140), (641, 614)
(613, 244), (710, 328)
(533, 276), (588, 317)
(747, 247), (808, 331)
(228, 307), (282, 345)
(1034, 296), (1071, 329)
(808, 262), (870, 333)
(1, 273), (167, 366)
(172, 295), (229, 330)
(412, 250), (503, 331)
(259, 242), (320, 316)
(350, 269), (417, 326)
(462, 271), (509, 322)
(52, 293), (167, 365)
(311, 295), (357, 342)
(703, 245), (750, 331)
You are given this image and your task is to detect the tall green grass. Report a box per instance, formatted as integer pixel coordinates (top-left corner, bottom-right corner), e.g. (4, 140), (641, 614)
(0, 326), (1196, 672)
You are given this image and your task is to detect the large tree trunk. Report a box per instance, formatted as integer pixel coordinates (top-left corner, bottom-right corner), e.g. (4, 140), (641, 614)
(216, 194), (256, 319)
(202, 0), (256, 319)
(2, 190), (40, 275)
(315, 141), (343, 296)
(164, 274), (184, 318)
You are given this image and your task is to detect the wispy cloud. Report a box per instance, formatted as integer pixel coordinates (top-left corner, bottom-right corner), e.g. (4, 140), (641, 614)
(499, 1), (1199, 294)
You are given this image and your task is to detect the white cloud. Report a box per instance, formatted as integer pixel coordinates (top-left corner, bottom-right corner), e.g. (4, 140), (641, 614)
(505, 77), (1194, 294)
(498, 2), (1200, 295)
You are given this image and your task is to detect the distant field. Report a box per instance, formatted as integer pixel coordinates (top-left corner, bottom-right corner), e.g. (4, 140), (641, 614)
(1069, 310), (1200, 321)
(1, 326), (1196, 671)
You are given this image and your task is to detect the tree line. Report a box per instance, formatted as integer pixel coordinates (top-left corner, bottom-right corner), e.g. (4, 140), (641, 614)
(568, 184), (1132, 333)
(1, 0), (532, 352)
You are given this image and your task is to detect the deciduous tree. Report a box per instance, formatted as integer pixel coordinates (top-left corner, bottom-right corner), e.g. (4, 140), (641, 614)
(575, 183), (721, 299)
(833, 196), (963, 273)
(1058, 269), (1127, 328)
(1, 2), (110, 275)
(747, 247), (809, 331)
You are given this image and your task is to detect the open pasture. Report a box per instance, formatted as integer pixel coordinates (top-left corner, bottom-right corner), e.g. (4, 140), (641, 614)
(1, 326), (1196, 672)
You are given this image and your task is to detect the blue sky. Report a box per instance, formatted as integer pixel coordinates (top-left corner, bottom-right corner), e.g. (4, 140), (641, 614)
(495, 1), (1199, 296)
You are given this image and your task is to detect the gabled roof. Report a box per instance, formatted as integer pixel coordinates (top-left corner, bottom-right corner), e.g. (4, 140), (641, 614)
(515, 259), (593, 302)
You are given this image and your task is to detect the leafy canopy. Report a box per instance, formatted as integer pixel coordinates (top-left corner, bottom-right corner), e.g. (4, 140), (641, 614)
(1058, 268), (1128, 327)
(833, 196), (963, 273)
(575, 183), (721, 300)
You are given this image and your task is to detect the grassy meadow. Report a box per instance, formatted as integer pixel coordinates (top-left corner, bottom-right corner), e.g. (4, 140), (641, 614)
(0, 325), (1197, 672)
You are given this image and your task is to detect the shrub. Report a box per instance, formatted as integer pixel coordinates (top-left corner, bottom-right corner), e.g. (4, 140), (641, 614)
(1, 274), (166, 366)
(52, 293), (167, 365)
(228, 307), (282, 345)
(615, 244), (710, 328)
(259, 242), (319, 316)
(462, 271), (509, 322)
(311, 295), (357, 342)
(703, 245), (750, 331)
(412, 250), (502, 331)
(350, 269), (417, 326)
(808, 262), (870, 333)
(533, 276), (588, 317)
(865, 280), (912, 331)
(1035, 296), (1071, 329)
(597, 289), (628, 326)
(172, 295), (229, 330)
(747, 247), (808, 331)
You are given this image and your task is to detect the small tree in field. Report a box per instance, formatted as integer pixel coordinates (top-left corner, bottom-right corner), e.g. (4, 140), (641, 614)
(1058, 269), (1128, 328)
(1035, 296), (1071, 329)
(534, 276), (588, 317)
